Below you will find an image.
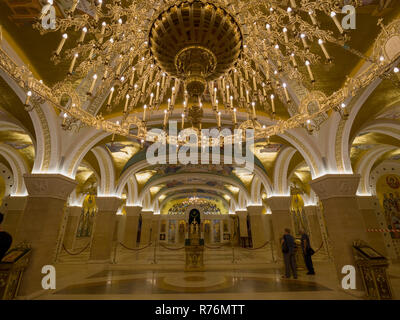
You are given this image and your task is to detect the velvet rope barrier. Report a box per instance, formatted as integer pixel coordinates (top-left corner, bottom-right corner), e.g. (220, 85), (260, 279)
(312, 242), (324, 254)
(118, 242), (153, 251)
(241, 240), (271, 250)
(204, 243), (232, 249)
(159, 243), (185, 250)
(62, 243), (90, 256)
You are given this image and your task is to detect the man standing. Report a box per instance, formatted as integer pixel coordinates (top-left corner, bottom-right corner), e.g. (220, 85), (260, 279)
(300, 229), (315, 275)
(281, 228), (297, 279)
(0, 212), (12, 261)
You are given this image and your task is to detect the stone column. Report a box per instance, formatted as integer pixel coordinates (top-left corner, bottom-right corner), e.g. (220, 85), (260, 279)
(89, 197), (121, 263)
(15, 174), (77, 297)
(303, 205), (323, 249)
(236, 210), (248, 238)
(247, 205), (266, 248)
(266, 196), (292, 260)
(139, 211), (153, 246)
(63, 206), (82, 250)
(357, 196), (387, 256)
(123, 206), (141, 248)
(310, 174), (368, 289)
(1, 196), (28, 238)
(151, 214), (160, 242)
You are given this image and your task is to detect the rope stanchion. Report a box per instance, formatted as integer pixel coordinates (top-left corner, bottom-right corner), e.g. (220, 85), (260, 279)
(204, 243), (231, 250)
(119, 242), (153, 251)
(62, 243), (90, 256)
(159, 243), (185, 251)
(312, 242), (324, 254)
(242, 240), (270, 251)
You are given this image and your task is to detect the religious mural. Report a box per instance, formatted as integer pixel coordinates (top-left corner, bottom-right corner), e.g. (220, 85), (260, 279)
(290, 194), (309, 236)
(377, 174), (400, 239)
(76, 195), (97, 238)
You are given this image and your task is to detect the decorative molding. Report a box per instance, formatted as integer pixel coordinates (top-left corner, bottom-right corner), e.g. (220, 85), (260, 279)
(266, 196), (291, 212)
(24, 174), (77, 200)
(95, 197), (122, 212)
(247, 205), (263, 216)
(310, 174), (360, 200)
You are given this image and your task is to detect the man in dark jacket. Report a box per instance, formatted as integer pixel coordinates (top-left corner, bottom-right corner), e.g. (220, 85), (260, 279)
(0, 212), (12, 261)
(281, 228), (297, 279)
(300, 229), (315, 275)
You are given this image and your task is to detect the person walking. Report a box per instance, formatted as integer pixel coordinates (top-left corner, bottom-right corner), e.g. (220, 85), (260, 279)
(0, 212), (12, 261)
(281, 228), (297, 279)
(300, 229), (315, 275)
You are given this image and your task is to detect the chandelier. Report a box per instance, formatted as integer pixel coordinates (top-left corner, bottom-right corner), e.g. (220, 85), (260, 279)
(7, 0), (399, 145)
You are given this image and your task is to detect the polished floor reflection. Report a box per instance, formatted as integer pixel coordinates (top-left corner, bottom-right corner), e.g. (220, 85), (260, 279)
(54, 270), (331, 295)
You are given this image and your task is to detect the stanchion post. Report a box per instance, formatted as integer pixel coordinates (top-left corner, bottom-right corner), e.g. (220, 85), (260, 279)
(153, 240), (157, 264)
(271, 240), (275, 263)
(113, 242), (118, 264)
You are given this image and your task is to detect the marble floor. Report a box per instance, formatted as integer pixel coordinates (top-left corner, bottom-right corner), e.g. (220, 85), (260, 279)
(32, 263), (360, 300)
(33, 246), (399, 300)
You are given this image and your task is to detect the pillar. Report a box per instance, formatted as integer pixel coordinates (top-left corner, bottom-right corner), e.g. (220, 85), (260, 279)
(357, 196), (387, 256)
(151, 214), (160, 242)
(15, 174), (77, 297)
(266, 196), (292, 259)
(63, 206), (81, 250)
(303, 205), (323, 249)
(122, 206), (141, 248)
(139, 211), (153, 246)
(236, 210), (248, 238)
(310, 174), (368, 289)
(247, 205), (266, 248)
(1, 196), (28, 238)
(89, 197), (121, 263)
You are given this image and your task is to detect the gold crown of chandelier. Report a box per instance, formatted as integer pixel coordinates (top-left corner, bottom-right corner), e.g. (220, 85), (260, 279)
(6, 0), (398, 145)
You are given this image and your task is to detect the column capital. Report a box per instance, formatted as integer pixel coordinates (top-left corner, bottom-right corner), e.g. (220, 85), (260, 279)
(24, 174), (77, 201)
(141, 210), (154, 219)
(125, 205), (142, 216)
(247, 205), (264, 216)
(235, 209), (248, 218)
(95, 197), (122, 212)
(310, 174), (360, 200)
(266, 196), (291, 211)
(67, 206), (83, 217)
(356, 196), (379, 210)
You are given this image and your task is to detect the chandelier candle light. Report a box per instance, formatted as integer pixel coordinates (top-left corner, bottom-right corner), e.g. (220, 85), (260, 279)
(10, 0), (395, 145)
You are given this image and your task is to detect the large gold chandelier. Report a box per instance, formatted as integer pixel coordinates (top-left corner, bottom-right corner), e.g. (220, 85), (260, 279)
(7, 0), (400, 144)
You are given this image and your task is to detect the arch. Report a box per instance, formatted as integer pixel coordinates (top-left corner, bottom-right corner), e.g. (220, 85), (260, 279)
(116, 155), (264, 197)
(279, 130), (323, 178)
(273, 146), (297, 195)
(369, 160), (400, 197)
(0, 163), (13, 198)
(138, 172), (250, 205)
(126, 176), (139, 206)
(68, 189), (87, 207)
(357, 119), (400, 142)
(61, 128), (111, 178)
(250, 176), (262, 205)
(91, 146), (116, 196)
(158, 191), (232, 215)
(0, 45), (60, 173)
(153, 184), (237, 210)
(0, 143), (29, 195)
(355, 145), (397, 196)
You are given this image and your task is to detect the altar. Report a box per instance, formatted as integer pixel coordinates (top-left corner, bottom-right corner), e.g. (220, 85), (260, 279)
(185, 208), (205, 271)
